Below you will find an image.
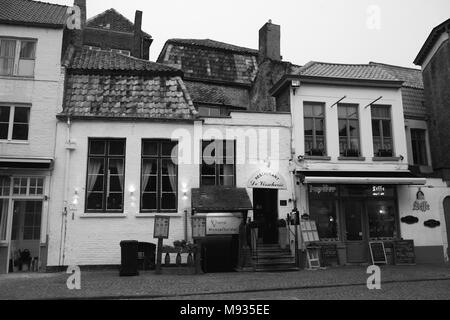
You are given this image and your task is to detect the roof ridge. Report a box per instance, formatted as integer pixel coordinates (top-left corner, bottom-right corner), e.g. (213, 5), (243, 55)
(18, 0), (68, 9)
(311, 61), (381, 67)
(166, 38), (258, 54)
(369, 61), (421, 72)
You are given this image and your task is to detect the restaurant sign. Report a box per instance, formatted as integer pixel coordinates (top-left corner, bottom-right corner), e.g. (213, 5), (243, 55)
(206, 213), (242, 235)
(247, 170), (287, 190)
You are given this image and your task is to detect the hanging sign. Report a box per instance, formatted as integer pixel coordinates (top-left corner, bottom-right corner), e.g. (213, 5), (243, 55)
(206, 213), (242, 235)
(154, 216), (170, 239)
(413, 189), (430, 212)
(247, 170), (287, 190)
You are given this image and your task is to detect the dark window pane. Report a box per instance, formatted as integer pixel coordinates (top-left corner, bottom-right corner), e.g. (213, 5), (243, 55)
(315, 118), (324, 136)
(304, 118), (313, 136)
(161, 159), (177, 175)
(143, 176), (157, 192)
(372, 120), (380, 137)
(87, 193), (103, 210)
(382, 120), (391, 137)
(368, 201), (396, 239)
(0, 123), (8, 139)
(142, 141), (158, 156)
(0, 106), (10, 122)
(109, 176), (123, 192)
(108, 140), (125, 155)
(12, 124), (28, 140)
(162, 141), (177, 157)
(161, 176), (176, 192)
(109, 159), (124, 175)
(88, 158), (105, 175)
(338, 120), (347, 137)
(202, 141), (215, 158)
(20, 42), (35, 59)
(202, 162), (215, 176)
(142, 193), (157, 210)
(201, 176), (215, 186)
(107, 193), (123, 210)
(309, 199), (338, 239)
(89, 140), (106, 155)
(161, 193), (176, 210)
(14, 107), (29, 123)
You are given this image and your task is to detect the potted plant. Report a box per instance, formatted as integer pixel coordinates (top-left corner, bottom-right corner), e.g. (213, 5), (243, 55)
(377, 149), (393, 157)
(277, 219), (288, 249)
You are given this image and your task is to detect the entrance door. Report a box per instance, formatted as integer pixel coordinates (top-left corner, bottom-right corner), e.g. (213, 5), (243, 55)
(9, 201), (42, 272)
(253, 189), (278, 244)
(444, 197), (450, 258)
(343, 200), (368, 263)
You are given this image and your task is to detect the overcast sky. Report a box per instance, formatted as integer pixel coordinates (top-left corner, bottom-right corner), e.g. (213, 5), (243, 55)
(47, 0), (449, 68)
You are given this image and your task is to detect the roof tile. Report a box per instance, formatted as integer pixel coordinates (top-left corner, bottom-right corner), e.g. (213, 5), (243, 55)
(0, 0), (68, 27)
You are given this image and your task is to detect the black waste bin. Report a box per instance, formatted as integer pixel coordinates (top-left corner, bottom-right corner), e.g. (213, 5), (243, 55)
(137, 242), (156, 271)
(120, 240), (139, 276)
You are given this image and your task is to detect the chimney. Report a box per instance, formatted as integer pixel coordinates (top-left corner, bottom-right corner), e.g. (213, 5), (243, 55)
(258, 20), (281, 63)
(133, 10), (143, 58)
(73, 0), (87, 48)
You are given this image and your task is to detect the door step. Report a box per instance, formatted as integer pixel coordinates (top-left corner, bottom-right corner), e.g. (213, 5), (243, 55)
(252, 244), (298, 272)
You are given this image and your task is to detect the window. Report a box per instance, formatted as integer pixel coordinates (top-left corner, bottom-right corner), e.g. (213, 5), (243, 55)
(0, 38), (36, 77)
(86, 139), (126, 212)
(372, 105), (393, 157)
(141, 140), (178, 212)
(201, 140), (235, 186)
(0, 176), (10, 196)
(338, 104), (360, 157)
(23, 201), (42, 240)
(12, 177), (44, 196)
(367, 200), (397, 239)
(411, 129), (428, 166)
(0, 105), (30, 141)
(308, 185), (338, 240)
(304, 102), (326, 156)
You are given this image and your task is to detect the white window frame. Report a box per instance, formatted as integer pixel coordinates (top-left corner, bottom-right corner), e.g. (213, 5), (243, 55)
(0, 38), (36, 77)
(0, 104), (31, 142)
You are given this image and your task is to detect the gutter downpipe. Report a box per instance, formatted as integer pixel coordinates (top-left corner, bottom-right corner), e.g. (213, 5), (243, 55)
(59, 117), (72, 267)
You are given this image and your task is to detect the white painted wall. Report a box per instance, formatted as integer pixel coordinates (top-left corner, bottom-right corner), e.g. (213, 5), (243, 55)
(290, 83), (409, 172)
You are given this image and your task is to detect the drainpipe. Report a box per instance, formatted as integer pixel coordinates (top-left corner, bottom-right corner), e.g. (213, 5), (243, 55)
(58, 117), (72, 267)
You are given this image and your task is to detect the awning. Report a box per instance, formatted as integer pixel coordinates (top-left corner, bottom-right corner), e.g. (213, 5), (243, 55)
(192, 186), (253, 212)
(0, 157), (53, 170)
(297, 170), (426, 185)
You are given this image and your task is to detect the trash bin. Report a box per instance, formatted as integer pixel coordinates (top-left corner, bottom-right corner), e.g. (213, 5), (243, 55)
(120, 240), (139, 277)
(137, 242), (156, 271)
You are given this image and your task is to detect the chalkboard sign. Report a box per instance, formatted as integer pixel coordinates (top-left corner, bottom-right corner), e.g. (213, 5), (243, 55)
(319, 244), (340, 267)
(369, 242), (387, 265)
(393, 240), (416, 265)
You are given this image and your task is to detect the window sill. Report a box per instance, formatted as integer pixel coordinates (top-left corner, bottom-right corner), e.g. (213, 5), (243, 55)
(0, 75), (34, 80)
(372, 157), (401, 162)
(337, 157), (366, 161)
(0, 140), (30, 145)
(80, 214), (127, 219)
(304, 156), (331, 161)
(136, 213), (182, 218)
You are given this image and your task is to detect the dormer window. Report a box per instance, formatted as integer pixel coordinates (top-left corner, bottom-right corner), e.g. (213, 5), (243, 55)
(0, 38), (36, 77)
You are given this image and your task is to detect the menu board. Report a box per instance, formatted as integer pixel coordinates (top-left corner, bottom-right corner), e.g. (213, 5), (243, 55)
(369, 242), (387, 265)
(154, 216), (170, 239)
(192, 217), (207, 239)
(319, 244), (340, 267)
(393, 240), (416, 265)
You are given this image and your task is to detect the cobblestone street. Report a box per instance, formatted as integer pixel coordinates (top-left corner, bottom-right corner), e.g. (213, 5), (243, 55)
(1, 264), (449, 300)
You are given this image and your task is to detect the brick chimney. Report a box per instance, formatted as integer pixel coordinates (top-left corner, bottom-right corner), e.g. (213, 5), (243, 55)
(259, 20), (281, 63)
(133, 10), (143, 58)
(73, 0), (87, 48)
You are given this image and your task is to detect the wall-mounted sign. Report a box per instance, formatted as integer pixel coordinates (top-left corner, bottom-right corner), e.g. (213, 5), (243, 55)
(424, 219), (441, 228)
(154, 216), (170, 239)
(372, 186), (385, 196)
(413, 189), (430, 212)
(309, 184), (337, 195)
(247, 170), (287, 190)
(206, 213), (242, 235)
(192, 217), (207, 238)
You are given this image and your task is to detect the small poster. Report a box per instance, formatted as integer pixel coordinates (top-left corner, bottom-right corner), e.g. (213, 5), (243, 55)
(154, 216), (170, 239)
(192, 217), (207, 239)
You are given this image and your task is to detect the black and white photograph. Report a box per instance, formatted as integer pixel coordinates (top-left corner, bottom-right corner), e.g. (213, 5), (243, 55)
(0, 0), (450, 310)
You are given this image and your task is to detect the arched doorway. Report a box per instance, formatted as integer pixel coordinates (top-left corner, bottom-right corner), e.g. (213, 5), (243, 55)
(444, 197), (450, 259)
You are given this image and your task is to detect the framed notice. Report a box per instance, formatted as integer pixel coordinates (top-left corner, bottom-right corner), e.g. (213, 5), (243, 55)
(192, 217), (207, 239)
(300, 220), (320, 243)
(369, 241), (387, 265)
(154, 216), (170, 239)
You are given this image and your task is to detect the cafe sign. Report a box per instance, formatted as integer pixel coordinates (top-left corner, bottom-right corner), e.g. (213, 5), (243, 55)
(247, 170), (287, 190)
(206, 213), (242, 235)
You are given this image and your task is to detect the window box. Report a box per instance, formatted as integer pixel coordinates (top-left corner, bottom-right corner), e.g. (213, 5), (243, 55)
(343, 149), (360, 157)
(376, 149), (393, 157)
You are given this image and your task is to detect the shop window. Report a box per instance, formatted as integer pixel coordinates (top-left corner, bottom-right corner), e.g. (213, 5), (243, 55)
(372, 105), (393, 157)
(308, 185), (339, 240)
(0, 199), (8, 240)
(304, 102), (326, 156)
(86, 139), (126, 213)
(338, 104), (360, 157)
(141, 140), (178, 212)
(367, 200), (397, 239)
(201, 140), (235, 187)
(411, 129), (428, 166)
(0, 105), (30, 141)
(0, 38), (36, 77)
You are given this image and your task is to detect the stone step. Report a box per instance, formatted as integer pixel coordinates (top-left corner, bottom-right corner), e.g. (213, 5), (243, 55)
(254, 257), (295, 265)
(254, 264), (300, 272)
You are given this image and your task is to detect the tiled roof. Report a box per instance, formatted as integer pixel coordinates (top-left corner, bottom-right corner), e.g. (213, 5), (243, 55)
(192, 186), (253, 211)
(165, 39), (258, 55)
(185, 81), (249, 109)
(402, 87), (427, 119)
(68, 47), (182, 74)
(62, 74), (197, 120)
(86, 8), (151, 38)
(158, 40), (259, 85)
(370, 62), (423, 89)
(0, 0), (68, 27)
(297, 61), (400, 82)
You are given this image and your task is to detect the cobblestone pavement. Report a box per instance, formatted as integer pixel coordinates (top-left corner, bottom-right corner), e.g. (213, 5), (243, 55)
(0, 264), (449, 300)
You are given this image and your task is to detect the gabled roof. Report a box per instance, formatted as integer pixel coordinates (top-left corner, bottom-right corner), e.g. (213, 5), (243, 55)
(67, 47), (182, 75)
(414, 18), (450, 66)
(86, 8), (152, 38)
(164, 39), (258, 55)
(61, 48), (197, 121)
(0, 0), (68, 28)
(370, 62), (423, 89)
